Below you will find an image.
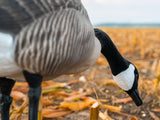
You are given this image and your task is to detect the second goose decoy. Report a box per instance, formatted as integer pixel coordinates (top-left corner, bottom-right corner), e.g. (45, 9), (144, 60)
(0, 0), (142, 120)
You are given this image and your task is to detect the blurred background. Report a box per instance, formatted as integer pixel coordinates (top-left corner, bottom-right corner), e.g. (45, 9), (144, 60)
(82, 0), (160, 26)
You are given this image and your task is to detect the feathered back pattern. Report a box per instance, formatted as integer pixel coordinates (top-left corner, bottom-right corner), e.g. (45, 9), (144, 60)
(0, 0), (89, 34)
(12, 1), (95, 76)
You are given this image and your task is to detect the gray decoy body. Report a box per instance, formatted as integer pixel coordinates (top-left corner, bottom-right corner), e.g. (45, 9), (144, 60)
(0, 0), (142, 120)
(0, 0), (101, 119)
(0, 0), (101, 81)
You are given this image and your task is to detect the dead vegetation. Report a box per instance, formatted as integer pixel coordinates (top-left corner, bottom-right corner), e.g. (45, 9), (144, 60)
(1, 28), (160, 120)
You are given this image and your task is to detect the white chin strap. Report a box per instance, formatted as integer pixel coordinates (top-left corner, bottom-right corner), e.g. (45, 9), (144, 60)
(112, 64), (135, 91)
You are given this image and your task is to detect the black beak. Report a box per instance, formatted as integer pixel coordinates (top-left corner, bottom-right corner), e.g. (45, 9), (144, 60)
(126, 89), (143, 106)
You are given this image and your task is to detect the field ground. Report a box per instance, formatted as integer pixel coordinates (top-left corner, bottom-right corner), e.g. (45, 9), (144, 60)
(2, 28), (160, 120)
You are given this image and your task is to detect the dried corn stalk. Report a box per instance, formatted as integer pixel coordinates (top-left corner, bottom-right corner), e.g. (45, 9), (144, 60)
(90, 102), (99, 120)
(38, 92), (43, 120)
(154, 60), (160, 88)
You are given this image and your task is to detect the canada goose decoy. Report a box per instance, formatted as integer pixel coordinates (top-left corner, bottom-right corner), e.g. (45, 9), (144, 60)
(0, 0), (142, 120)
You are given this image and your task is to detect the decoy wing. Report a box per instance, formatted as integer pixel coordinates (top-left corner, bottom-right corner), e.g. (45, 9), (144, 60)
(0, 0), (89, 34)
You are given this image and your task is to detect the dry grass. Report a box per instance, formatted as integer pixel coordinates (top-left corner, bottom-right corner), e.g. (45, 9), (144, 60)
(1, 27), (160, 120)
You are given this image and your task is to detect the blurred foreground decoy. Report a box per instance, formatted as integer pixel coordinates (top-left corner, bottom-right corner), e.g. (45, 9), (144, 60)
(0, 0), (142, 120)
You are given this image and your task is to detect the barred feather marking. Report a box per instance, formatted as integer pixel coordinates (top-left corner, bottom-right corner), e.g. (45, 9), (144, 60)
(14, 9), (94, 75)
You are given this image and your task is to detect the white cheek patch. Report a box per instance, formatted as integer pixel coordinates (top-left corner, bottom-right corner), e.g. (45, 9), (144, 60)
(112, 64), (135, 91)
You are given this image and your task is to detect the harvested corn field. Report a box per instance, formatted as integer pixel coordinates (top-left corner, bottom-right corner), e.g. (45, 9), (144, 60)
(2, 28), (160, 120)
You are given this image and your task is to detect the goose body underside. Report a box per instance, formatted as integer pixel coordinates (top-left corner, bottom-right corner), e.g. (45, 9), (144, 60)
(0, 35), (101, 81)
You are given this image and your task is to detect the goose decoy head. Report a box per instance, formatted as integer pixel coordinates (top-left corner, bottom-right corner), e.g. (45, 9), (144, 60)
(94, 28), (142, 106)
(126, 65), (142, 106)
(113, 63), (143, 106)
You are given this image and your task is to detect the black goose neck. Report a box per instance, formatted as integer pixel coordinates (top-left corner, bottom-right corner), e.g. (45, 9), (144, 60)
(94, 28), (130, 76)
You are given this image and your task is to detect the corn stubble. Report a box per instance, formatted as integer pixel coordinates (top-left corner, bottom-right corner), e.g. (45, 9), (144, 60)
(0, 28), (160, 120)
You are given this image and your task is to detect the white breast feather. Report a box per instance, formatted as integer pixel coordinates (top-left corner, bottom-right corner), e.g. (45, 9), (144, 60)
(113, 64), (135, 91)
(0, 32), (22, 77)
